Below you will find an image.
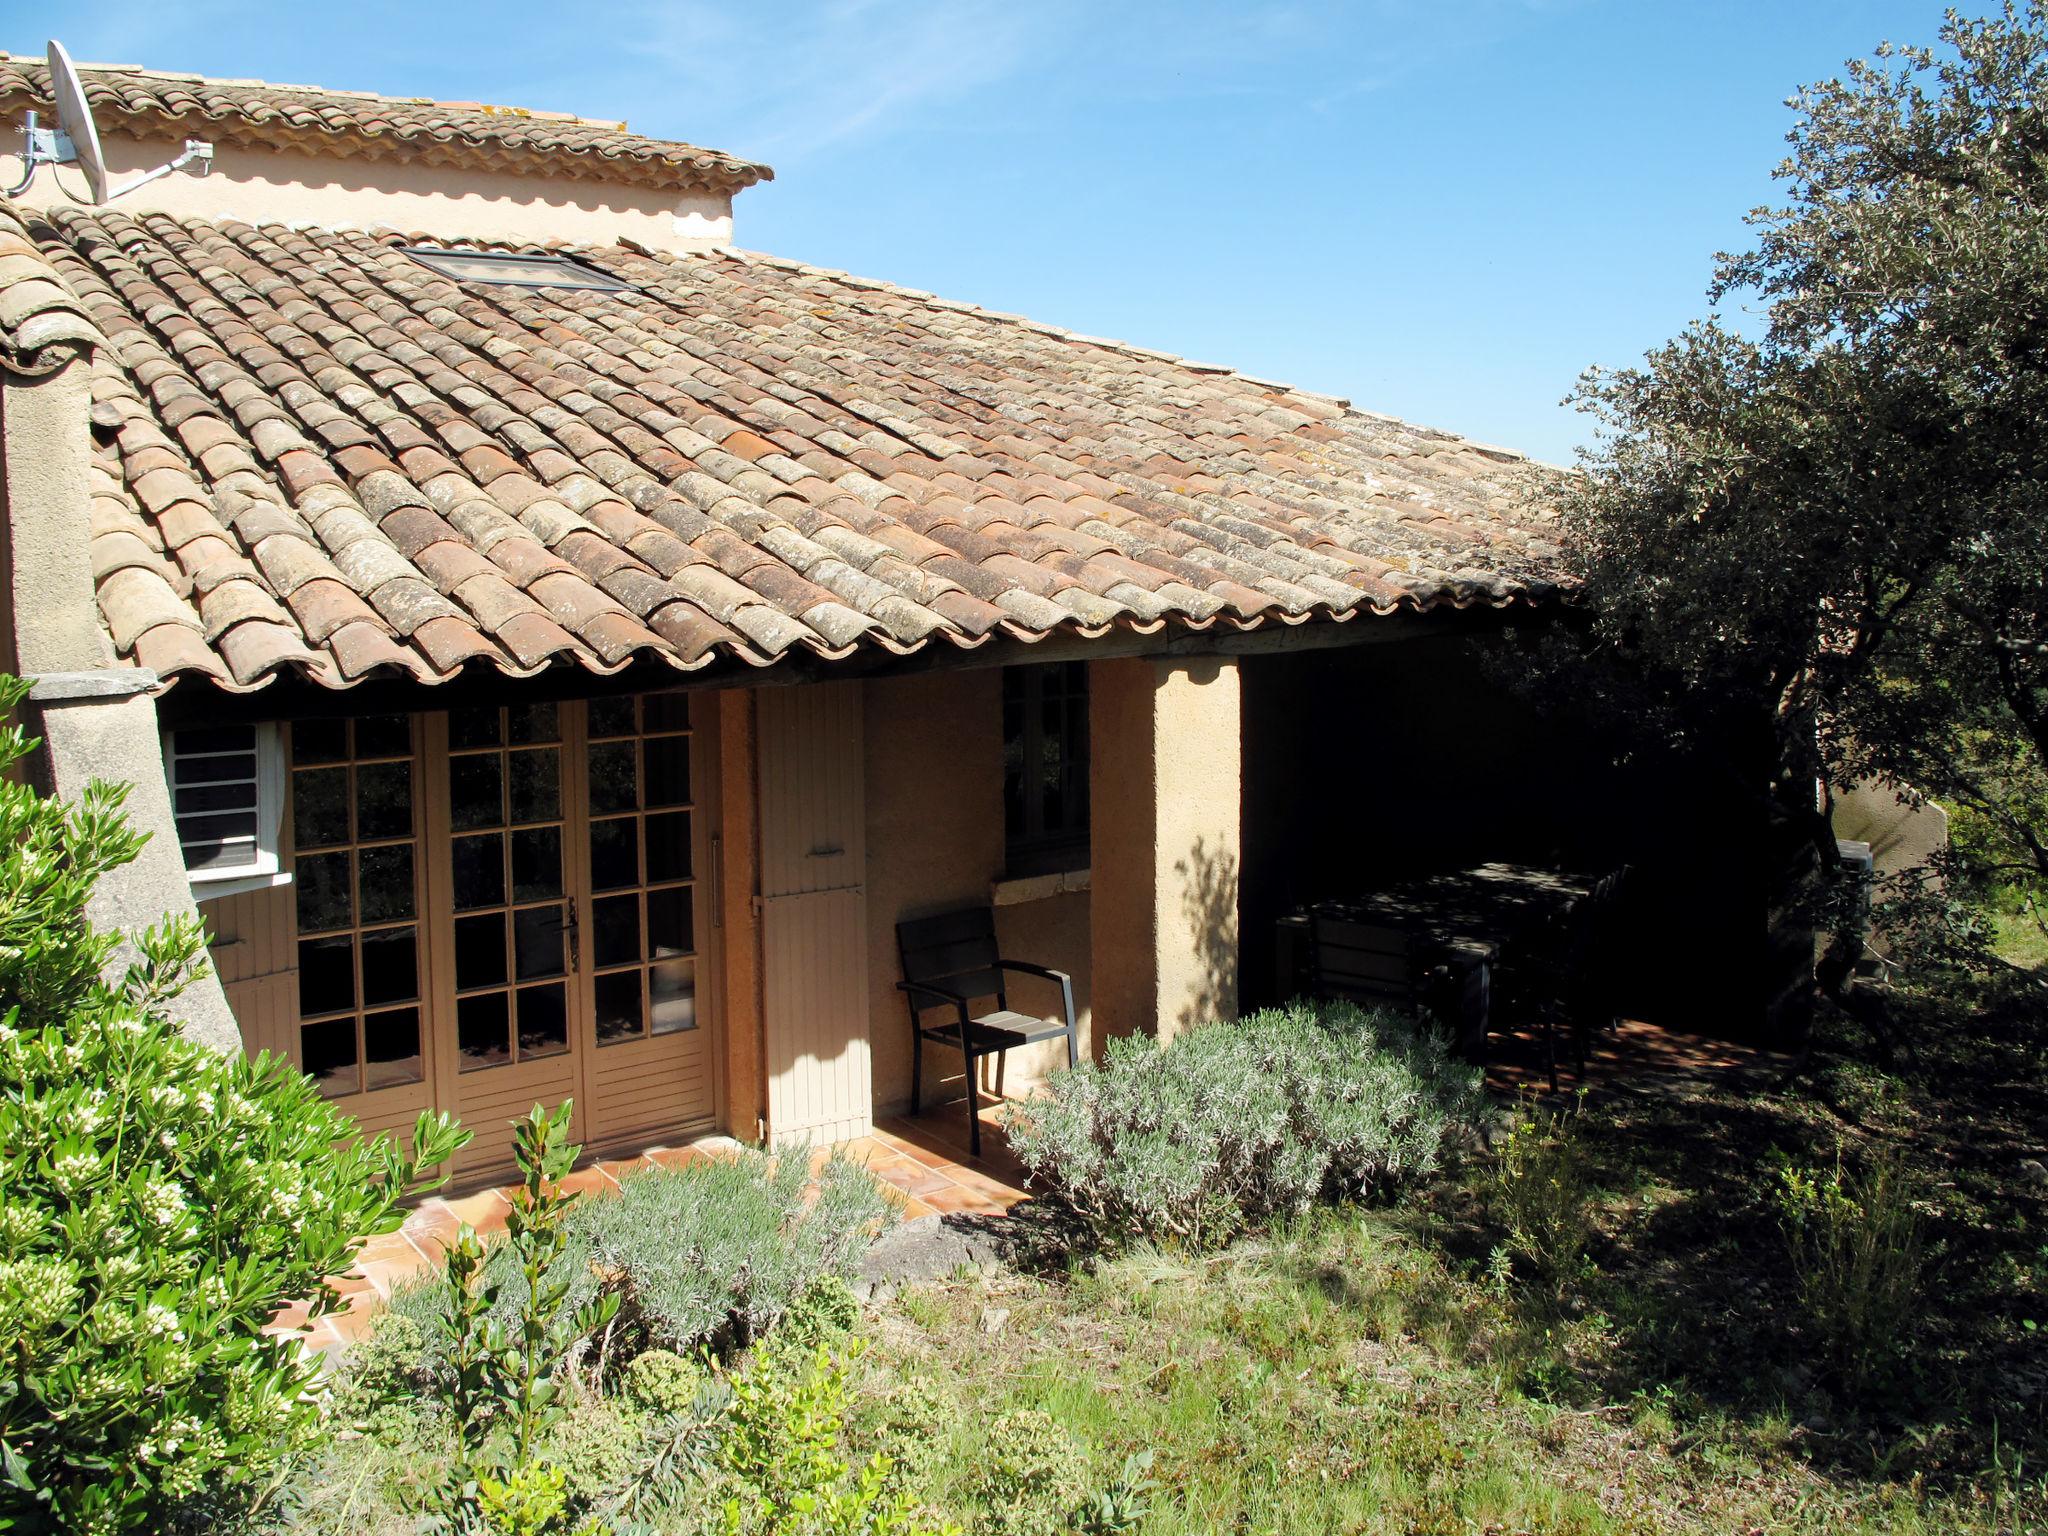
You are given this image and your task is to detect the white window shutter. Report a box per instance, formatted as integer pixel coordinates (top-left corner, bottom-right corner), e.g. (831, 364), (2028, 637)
(160, 723), (286, 897)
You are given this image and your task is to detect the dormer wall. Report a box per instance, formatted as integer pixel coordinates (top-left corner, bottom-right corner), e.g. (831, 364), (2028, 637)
(10, 129), (736, 251)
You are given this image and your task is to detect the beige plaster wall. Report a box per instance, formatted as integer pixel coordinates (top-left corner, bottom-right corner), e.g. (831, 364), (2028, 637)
(14, 133), (736, 253)
(1090, 655), (1241, 1045)
(861, 669), (1093, 1114)
(1833, 779), (1950, 878)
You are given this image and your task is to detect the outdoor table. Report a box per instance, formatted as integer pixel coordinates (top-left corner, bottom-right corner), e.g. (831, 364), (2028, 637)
(1276, 862), (1593, 1061)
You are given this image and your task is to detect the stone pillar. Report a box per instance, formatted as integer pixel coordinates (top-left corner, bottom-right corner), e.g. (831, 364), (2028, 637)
(1, 316), (239, 1052)
(1089, 655), (1242, 1047)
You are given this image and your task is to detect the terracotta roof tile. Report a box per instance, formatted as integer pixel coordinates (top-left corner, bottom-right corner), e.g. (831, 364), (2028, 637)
(0, 55), (769, 194)
(10, 204), (1564, 694)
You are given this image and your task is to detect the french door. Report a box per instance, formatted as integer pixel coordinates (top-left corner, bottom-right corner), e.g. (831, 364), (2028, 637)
(285, 692), (716, 1181)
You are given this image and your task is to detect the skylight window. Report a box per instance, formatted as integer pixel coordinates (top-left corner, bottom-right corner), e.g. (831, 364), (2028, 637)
(401, 247), (635, 292)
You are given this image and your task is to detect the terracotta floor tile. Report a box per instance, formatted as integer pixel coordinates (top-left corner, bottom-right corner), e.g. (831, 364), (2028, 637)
(919, 1184), (1014, 1217)
(641, 1145), (709, 1172)
(440, 1187), (513, 1237)
(550, 1166), (617, 1200)
(896, 1197), (937, 1221)
(594, 1156), (646, 1186)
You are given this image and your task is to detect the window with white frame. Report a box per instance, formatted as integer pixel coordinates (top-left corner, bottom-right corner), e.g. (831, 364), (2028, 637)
(161, 724), (286, 896)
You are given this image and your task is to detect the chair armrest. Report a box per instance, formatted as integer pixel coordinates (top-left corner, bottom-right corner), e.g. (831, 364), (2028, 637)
(994, 959), (1077, 1031)
(994, 959), (1071, 985)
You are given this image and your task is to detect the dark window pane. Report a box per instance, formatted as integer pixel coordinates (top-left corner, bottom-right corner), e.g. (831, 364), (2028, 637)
(518, 984), (569, 1059)
(450, 753), (503, 832)
(300, 1017), (358, 1097)
(642, 692), (690, 734)
(176, 725), (256, 754)
(355, 761), (414, 841)
(646, 886), (693, 959)
(511, 827), (562, 902)
(454, 913), (508, 991)
(297, 934), (355, 1016)
(355, 715), (411, 758)
(590, 817), (638, 891)
(588, 741), (637, 815)
(360, 927), (419, 1007)
(589, 696), (635, 738)
(594, 969), (643, 1045)
(176, 810), (258, 844)
(453, 834), (506, 911)
(643, 736), (690, 808)
(457, 992), (510, 1071)
(292, 720), (347, 765)
(645, 812), (692, 884)
(508, 748), (560, 824)
(508, 702), (558, 745)
(450, 707), (501, 751)
(651, 957), (696, 1034)
(292, 767), (349, 847)
(295, 851), (352, 932)
(358, 844), (416, 924)
(363, 1007), (422, 1089)
(592, 893), (641, 969)
(176, 750), (257, 784)
(513, 905), (565, 980)
(177, 781), (259, 815)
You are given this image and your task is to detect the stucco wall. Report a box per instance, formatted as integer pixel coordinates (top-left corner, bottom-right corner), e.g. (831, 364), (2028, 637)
(14, 132), (736, 253)
(861, 669), (1093, 1114)
(1089, 656), (1242, 1047)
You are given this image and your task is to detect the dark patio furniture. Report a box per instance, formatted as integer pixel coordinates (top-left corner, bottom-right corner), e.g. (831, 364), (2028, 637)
(1306, 908), (1494, 1057)
(896, 906), (1078, 1155)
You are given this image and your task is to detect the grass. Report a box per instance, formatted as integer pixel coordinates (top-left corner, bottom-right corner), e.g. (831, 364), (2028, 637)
(842, 970), (2048, 1535)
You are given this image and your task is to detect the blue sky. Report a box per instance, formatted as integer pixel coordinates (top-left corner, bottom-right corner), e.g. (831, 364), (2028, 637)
(18, 0), (1953, 463)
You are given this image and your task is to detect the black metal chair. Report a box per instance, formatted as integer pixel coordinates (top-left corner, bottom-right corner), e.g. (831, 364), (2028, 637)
(1307, 908), (1494, 1060)
(896, 907), (1078, 1156)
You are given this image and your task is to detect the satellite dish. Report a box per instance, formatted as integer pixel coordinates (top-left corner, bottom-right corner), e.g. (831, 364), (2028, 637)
(46, 40), (109, 204)
(3, 39), (212, 203)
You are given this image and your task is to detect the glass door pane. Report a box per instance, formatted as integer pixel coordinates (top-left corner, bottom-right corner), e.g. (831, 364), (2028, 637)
(587, 694), (699, 1046)
(445, 702), (571, 1071)
(288, 716), (424, 1097)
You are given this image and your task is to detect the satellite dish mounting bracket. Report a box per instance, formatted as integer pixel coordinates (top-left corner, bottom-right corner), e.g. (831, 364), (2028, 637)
(4, 42), (214, 204)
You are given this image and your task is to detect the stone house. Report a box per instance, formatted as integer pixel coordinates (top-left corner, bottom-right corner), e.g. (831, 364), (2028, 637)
(0, 53), (1713, 1184)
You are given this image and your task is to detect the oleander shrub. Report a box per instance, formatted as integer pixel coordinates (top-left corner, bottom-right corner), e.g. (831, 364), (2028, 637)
(0, 677), (466, 1534)
(1004, 999), (1482, 1251)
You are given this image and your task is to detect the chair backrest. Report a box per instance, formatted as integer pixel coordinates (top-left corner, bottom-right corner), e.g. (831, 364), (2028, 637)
(1307, 910), (1417, 1007)
(897, 907), (1004, 1014)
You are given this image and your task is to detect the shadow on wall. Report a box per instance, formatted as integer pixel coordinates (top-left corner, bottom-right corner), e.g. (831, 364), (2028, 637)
(1174, 833), (1239, 1032)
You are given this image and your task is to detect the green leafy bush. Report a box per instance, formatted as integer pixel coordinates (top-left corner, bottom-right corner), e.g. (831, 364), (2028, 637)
(715, 1333), (946, 1536)
(624, 1347), (706, 1417)
(1004, 1000), (1481, 1251)
(1775, 1146), (1928, 1393)
(0, 679), (466, 1533)
(1489, 1095), (1599, 1295)
(963, 1409), (1088, 1536)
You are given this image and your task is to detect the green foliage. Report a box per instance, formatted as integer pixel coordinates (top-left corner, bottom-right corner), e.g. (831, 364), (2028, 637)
(397, 1148), (889, 1376)
(0, 677), (467, 1534)
(1774, 1146), (1928, 1394)
(1004, 999), (1481, 1251)
(1489, 1096), (1598, 1295)
(1555, 3), (2048, 951)
(431, 1101), (621, 1502)
(715, 1334), (949, 1536)
(622, 1348), (704, 1418)
(474, 1461), (606, 1536)
(962, 1409), (1087, 1536)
